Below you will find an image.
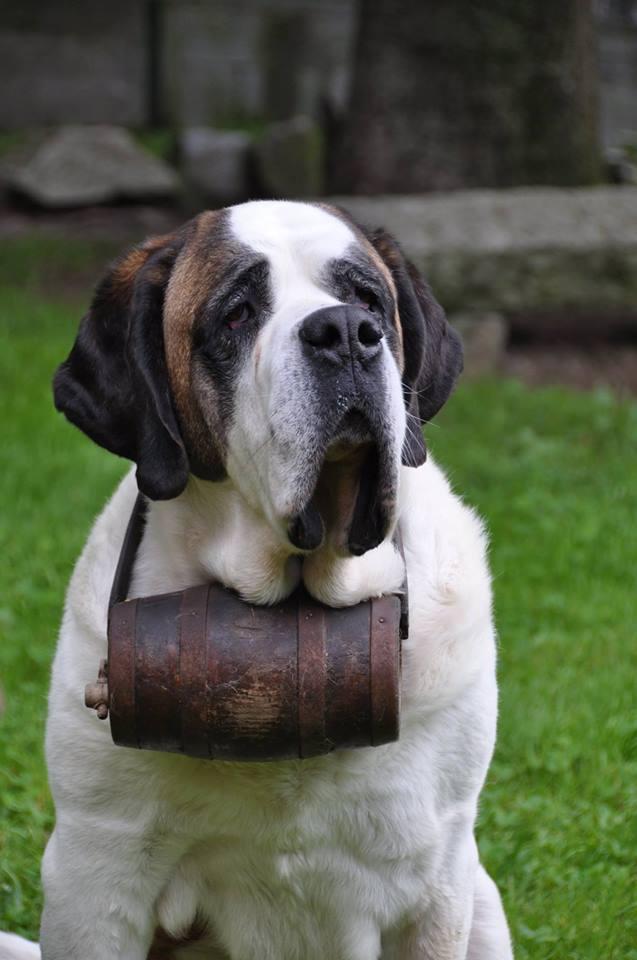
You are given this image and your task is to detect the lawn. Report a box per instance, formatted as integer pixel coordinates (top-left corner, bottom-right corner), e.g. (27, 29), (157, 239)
(1, 235), (636, 957)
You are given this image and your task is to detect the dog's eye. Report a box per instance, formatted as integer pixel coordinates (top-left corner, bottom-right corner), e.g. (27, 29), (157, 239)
(225, 302), (254, 330)
(354, 287), (378, 313)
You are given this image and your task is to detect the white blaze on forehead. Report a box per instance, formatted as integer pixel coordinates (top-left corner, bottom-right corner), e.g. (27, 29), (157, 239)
(229, 201), (356, 311)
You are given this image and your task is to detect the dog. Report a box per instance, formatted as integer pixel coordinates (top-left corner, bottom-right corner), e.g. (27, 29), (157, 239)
(0, 200), (512, 960)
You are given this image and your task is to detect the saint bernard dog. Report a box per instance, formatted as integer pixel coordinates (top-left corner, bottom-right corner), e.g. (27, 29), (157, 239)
(0, 201), (513, 960)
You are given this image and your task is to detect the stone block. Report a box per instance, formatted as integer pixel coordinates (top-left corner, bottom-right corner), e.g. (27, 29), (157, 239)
(255, 116), (324, 199)
(331, 188), (637, 315)
(161, 1), (355, 127)
(179, 127), (251, 205)
(0, 1), (146, 127)
(451, 313), (508, 380)
(7, 126), (181, 208)
(606, 147), (637, 185)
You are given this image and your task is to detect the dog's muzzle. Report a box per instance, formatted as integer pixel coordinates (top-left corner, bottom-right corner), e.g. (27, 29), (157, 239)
(287, 305), (397, 557)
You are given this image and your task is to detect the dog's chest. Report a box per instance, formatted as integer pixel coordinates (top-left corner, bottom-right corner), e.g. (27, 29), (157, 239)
(157, 750), (444, 959)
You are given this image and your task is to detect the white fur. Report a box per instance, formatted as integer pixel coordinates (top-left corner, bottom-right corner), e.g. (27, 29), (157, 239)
(2, 202), (512, 959)
(0, 933), (40, 960)
(32, 459), (511, 960)
(225, 201), (406, 550)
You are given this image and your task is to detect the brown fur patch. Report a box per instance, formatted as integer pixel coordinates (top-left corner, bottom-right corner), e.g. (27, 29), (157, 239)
(113, 247), (148, 292)
(103, 212), (234, 483)
(110, 233), (179, 305)
(355, 227), (406, 372)
(353, 225), (401, 303)
(360, 235), (404, 367)
(162, 210), (236, 478)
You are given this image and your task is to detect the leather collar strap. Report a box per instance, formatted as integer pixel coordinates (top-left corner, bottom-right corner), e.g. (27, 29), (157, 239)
(108, 493), (149, 610)
(108, 493), (409, 639)
(394, 527), (410, 641)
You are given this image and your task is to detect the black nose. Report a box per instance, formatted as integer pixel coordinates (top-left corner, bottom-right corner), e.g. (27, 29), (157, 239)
(299, 306), (383, 364)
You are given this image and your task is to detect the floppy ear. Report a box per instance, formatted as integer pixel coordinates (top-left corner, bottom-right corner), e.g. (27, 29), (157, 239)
(369, 229), (463, 467)
(53, 233), (190, 500)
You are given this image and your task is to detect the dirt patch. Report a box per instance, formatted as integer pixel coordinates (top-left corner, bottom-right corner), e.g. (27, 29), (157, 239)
(0, 202), (184, 243)
(503, 345), (637, 398)
(0, 203), (187, 302)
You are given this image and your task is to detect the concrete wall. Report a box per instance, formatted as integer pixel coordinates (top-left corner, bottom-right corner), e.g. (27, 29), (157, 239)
(597, 0), (637, 147)
(0, 0), (355, 130)
(0, 0), (634, 151)
(160, 0), (354, 126)
(0, 0), (147, 127)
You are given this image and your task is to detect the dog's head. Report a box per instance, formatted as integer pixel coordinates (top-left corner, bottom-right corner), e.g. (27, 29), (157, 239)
(54, 201), (462, 557)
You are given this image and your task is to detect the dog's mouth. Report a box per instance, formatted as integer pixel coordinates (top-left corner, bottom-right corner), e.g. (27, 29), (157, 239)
(287, 411), (396, 556)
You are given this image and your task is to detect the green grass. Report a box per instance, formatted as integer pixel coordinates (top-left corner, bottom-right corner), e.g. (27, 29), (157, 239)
(431, 383), (637, 958)
(0, 253), (126, 938)
(1, 237), (636, 954)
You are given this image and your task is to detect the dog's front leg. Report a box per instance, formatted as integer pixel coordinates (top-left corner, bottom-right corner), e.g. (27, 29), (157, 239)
(381, 832), (480, 960)
(40, 820), (184, 960)
(465, 864), (513, 960)
(382, 858), (512, 960)
(382, 894), (475, 960)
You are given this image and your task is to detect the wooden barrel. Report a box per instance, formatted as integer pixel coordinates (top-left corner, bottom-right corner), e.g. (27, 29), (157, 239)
(105, 582), (403, 761)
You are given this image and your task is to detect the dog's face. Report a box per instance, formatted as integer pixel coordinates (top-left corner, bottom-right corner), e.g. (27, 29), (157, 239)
(54, 201), (462, 557)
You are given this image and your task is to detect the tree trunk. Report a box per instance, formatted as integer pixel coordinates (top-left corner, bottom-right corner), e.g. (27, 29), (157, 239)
(333, 0), (601, 192)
